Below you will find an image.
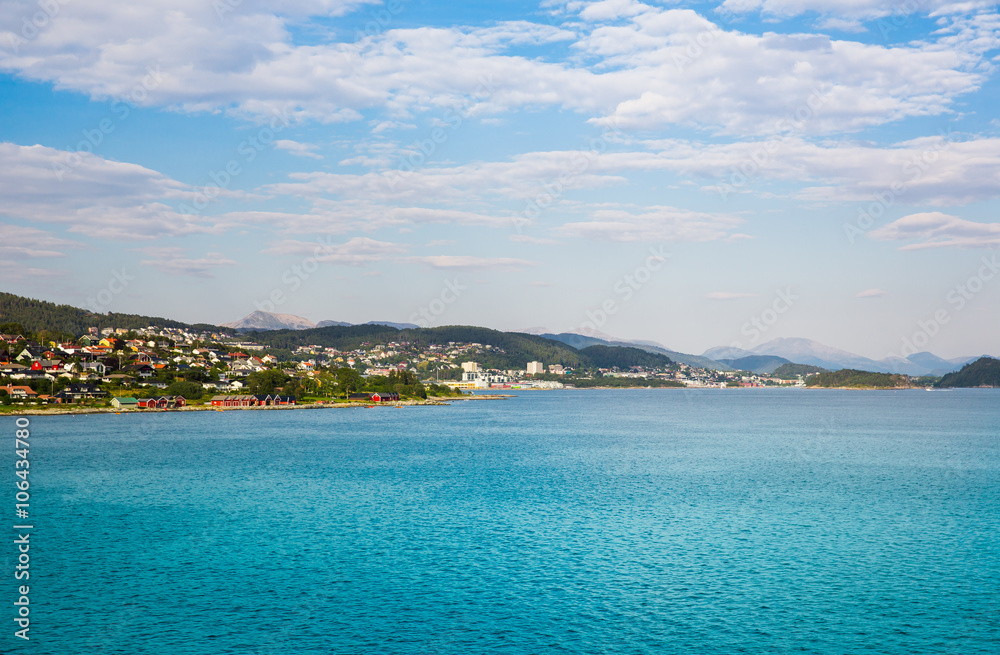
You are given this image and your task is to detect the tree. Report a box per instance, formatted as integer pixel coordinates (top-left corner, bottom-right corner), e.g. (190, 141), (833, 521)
(165, 380), (206, 400)
(246, 370), (291, 395)
(336, 367), (362, 396)
(281, 379), (305, 400)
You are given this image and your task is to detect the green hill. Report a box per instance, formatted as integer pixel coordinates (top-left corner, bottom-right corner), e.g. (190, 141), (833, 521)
(772, 363), (827, 379)
(0, 291), (222, 337)
(717, 355), (790, 374)
(576, 345), (674, 370)
(0, 292), (675, 371)
(250, 324), (675, 371)
(806, 369), (912, 389)
(936, 357), (1000, 388)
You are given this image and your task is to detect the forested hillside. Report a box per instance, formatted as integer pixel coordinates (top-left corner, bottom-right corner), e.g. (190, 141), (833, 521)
(936, 357), (1000, 388)
(806, 369), (912, 389)
(249, 325), (674, 371)
(0, 292), (220, 336)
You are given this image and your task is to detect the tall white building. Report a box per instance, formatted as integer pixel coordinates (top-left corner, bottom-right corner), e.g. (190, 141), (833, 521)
(462, 361), (480, 373)
(527, 361), (544, 374)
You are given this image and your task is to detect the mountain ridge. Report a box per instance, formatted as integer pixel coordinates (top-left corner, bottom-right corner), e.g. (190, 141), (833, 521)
(703, 337), (983, 377)
(225, 311), (419, 332)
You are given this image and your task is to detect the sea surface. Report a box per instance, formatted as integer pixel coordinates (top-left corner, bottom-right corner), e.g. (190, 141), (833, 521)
(7, 389), (999, 654)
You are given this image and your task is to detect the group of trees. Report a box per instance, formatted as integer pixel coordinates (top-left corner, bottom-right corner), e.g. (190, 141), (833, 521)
(936, 357), (1000, 388)
(333, 368), (429, 399)
(770, 363), (826, 379)
(806, 369), (911, 389)
(243, 367), (446, 401)
(0, 292), (222, 336)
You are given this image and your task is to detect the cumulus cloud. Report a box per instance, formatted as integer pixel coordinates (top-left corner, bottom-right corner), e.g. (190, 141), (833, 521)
(856, 288), (886, 298)
(274, 139), (323, 159)
(0, 142), (214, 239)
(868, 212), (1000, 249)
(0, 1), (989, 135)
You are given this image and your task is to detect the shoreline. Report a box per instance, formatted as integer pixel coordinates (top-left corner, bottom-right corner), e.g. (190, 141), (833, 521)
(3, 394), (513, 417)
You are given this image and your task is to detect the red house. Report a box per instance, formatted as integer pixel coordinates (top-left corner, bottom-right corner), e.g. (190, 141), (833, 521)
(137, 396), (186, 409)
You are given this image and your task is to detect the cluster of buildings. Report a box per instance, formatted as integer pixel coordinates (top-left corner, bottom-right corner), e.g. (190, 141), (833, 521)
(0, 328), (293, 404)
(209, 395), (298, 407)
(1, 321), (806, 408)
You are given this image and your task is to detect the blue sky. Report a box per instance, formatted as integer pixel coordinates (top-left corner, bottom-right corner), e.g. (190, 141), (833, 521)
(1, 0), (999, 359)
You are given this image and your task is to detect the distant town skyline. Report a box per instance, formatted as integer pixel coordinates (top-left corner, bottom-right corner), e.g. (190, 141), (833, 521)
(1, 0), (998, 360)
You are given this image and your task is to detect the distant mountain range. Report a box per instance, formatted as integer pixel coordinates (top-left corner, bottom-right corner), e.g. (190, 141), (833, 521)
(715, 355), (793, 375)
(702, 337), (981, 377)
(223, 311), (418, 332)
(222, 311), (317, 331)
(538, 332), (729, 371)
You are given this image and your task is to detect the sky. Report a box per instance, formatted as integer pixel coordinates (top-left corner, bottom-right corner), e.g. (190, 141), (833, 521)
(1, 0), (999, 360)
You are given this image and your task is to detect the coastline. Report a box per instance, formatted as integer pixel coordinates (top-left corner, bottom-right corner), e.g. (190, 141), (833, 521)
(3, 394), (513, 417)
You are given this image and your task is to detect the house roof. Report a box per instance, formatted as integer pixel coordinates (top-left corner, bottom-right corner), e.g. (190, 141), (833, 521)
(3, 385), (37, 396)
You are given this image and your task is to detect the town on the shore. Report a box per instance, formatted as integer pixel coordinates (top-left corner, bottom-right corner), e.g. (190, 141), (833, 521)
(0, 322), (808, 410)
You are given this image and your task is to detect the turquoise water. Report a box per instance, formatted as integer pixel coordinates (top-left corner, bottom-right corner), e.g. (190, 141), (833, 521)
(7, 389), (1000, 654)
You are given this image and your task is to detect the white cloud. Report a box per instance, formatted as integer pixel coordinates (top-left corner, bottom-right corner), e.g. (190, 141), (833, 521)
(0, 260), (68, 281)
(868, 212), (1000, 249)
(510, 234), (560, 245)
(407, 256), (537, 270)
(577, 8), (983, 134)
(818, 17), (866, 33)
(0, 2), (989, 135)
(0, 224), (81, 258)
(274, 139), (322, 159)
(557, 206), (743, 242)
(262, 237), (408, 264)
(137, 247), (237, 277)
(856, 288), (886, 297)
(0, 142), (214, 239)
(643, 135), (1000, 206)
(718, 0), (995, 21)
